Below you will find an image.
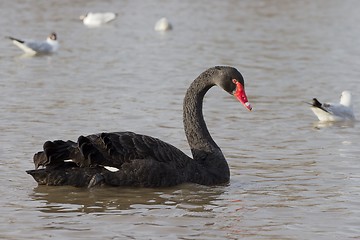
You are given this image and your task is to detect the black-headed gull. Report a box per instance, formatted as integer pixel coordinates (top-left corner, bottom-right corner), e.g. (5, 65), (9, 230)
(309, 91), (355, 121)
(7, 32), (59, 55)
(80, 12), (117, 27)
(154, 17), (172, 32)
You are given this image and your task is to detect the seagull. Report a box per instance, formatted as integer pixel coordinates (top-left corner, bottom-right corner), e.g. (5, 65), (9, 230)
(80, 12), (117, 27)
(7, 32), (59, 55)
(154, 17), (172, 32)
(308, 91), (355, 121)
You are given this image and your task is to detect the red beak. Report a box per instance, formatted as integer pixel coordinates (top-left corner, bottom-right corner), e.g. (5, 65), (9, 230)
(233, 80), (252, 111)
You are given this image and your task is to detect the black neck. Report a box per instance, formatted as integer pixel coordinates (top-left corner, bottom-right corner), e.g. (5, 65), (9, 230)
(183, 74), (221, 161)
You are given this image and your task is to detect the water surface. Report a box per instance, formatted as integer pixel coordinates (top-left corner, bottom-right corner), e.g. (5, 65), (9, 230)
(1, 0), (360, 239)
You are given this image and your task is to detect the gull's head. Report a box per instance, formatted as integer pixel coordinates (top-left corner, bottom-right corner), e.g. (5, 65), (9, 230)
(340, 91), (352, 107)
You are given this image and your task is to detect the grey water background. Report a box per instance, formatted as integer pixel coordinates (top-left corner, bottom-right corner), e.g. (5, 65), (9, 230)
(1, 0), (360, 239)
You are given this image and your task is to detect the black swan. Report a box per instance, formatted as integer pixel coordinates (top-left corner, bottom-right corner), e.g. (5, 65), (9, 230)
(26, 66), (252, 187)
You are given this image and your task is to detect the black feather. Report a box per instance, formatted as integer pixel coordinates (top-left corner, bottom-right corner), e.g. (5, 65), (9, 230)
(7, 36), (25, 44)
(312, 98), (329, 113)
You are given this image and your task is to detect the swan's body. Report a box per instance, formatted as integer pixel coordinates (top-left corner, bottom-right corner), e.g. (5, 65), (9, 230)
(154, 17), (172, 32)
(310, 91), (355, 121)
(80, 12), (117, 26)
(7, 33), (58, 55)
(26, 66), (252, 187)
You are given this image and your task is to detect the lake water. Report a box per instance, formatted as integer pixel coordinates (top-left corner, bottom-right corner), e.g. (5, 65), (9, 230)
(1, 0), (360, 239)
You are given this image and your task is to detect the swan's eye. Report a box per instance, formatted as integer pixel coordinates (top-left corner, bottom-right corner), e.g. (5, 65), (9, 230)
(232, 79), (239, 91)
(231, 79), (238, 94)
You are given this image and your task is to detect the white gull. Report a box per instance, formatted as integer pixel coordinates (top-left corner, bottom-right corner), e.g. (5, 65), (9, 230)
(154, 17), (172, 32)
(80, 12), (117, 27)
(7, 32), (59, 55)
(309, 91), (355, 121)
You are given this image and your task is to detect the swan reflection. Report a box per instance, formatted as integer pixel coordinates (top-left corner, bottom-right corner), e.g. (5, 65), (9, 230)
(29, 184), (225, 214)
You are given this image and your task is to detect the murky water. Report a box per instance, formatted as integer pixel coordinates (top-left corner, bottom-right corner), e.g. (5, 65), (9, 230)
(1, 0), (360, 239)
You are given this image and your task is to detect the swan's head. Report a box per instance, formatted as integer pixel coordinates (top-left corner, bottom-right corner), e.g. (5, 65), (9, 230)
(214, 66), (252, 111)
(340, 90), (352, 107)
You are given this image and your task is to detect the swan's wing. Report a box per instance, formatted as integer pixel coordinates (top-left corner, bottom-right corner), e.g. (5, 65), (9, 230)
(33, 140), (79, 169)
(34, 131), (190, 169)
(30, 132), (192, 187)
(26, 163), (104, 187)
(82, 132), (190, 168)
